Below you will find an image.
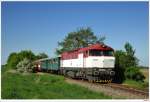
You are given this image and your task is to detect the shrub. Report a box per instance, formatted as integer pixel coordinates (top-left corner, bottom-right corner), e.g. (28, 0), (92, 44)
(125, 66), (145, 82)
(113, 50), (126, 83)
(16, 58), (34, 73)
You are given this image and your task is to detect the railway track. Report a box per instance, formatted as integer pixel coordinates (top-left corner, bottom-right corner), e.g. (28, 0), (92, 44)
(100, 83), (149, 97)
(65, 78), (149, 99)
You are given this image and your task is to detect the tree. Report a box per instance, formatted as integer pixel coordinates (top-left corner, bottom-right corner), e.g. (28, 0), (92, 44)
(115, 42), (139, 69)
(124, 42), (139, 67)
(36, 53), (48, 59)
(18, 50), (36, 61)
(6, 50), (36, 70)
(124, 42), (135, 56)
(55, 27), (105, 55)
(6, 50), (49, 72)
(114, 42), (144, 83)
(96, 36), (106, 44)
(7, 52), (19, 69)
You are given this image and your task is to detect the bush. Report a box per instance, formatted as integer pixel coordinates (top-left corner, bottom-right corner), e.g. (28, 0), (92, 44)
(125, 66), (145, 82)
(16, 58), (34, 73)
(113, 50), (126, 83)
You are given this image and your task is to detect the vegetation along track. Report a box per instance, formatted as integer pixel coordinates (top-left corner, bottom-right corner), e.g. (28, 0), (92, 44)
(65, 78), (149, 99)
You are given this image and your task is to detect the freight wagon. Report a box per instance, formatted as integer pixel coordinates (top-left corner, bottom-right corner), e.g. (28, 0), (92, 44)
(33, 43), (115, 82)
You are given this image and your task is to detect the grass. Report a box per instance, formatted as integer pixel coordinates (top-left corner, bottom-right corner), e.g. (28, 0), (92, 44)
(123, 79), (149, 90)
(122, 68), (149, 90)
(140, 68), (149, 82)
(2, 69), (111, 99)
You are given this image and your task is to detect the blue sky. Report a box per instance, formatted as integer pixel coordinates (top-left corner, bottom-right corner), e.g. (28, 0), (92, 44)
(1, 2), (149, 66)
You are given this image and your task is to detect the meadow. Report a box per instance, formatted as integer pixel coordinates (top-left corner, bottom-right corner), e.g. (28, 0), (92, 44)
(1, 68), (111, 99)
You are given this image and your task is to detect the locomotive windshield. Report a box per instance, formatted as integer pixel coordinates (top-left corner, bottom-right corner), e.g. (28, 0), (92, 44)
(103, 50), (114, 56)
(89, 50), (113, 56)
(89, 50), (103, 56)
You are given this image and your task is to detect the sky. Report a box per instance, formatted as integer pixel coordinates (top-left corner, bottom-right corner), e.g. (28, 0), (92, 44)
(1, 2), (149, 66)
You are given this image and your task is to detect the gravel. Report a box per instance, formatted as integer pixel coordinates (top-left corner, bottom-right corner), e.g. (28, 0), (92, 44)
(65, 78), (148, 99)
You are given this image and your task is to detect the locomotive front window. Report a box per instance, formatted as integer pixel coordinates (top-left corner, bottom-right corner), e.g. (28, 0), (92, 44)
(103, 50), (113, 56)
(89, 50), (103, 56)
(89, 50), (113, 56)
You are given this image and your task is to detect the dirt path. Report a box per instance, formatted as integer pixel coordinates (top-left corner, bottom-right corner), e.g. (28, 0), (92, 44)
(65, 78), (148, 99)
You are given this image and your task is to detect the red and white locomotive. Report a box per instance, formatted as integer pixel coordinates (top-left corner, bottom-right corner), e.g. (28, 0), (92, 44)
(60, 43), (115, 81)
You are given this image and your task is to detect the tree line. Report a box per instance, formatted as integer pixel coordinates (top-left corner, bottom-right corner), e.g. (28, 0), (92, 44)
(5, 27), (145, 83)
(6, 51), (48, 72)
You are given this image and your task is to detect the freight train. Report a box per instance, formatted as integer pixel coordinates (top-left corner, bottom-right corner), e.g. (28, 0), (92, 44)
(33, 43), (115, 82)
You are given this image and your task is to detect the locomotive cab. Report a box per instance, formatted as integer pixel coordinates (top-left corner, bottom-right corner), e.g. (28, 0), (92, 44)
(81, 44), (116, 81)
(88, 49), (115, 68)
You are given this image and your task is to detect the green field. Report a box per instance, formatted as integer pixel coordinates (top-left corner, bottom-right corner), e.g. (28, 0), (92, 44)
(1, 69), (111, 99)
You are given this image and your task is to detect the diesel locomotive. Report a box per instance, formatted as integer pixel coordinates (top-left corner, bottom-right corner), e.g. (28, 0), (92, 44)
(33, 43), (115, 82)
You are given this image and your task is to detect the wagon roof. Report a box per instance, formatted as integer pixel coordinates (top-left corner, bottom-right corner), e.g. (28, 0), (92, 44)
(33, 58), (50, 63)
(33, 56), (60, 63)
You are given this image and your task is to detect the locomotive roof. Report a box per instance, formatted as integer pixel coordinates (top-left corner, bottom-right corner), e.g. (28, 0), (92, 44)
(79, 43), (113, 52)
(62, 43), (114, 55)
